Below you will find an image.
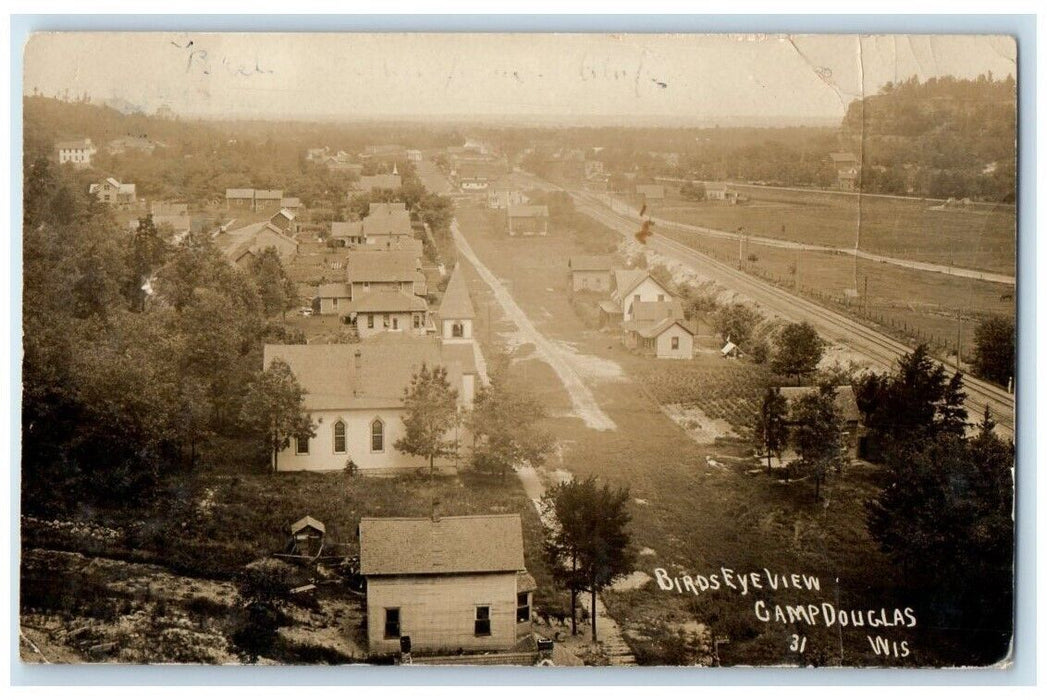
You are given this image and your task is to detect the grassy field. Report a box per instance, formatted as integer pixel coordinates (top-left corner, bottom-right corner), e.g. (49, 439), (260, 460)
(641, 185), (1016, 276)
(654, 220), (1015, 365)
(452, 201), (967, 666)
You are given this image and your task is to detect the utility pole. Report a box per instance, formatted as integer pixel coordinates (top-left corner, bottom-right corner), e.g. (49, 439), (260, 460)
(795, 247), (801, 291)
(863, 275), (868, 315)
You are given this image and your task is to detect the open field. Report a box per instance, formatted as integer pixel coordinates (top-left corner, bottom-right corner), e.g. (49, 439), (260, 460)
(641, 184), (1016, 276)
(654, 222), (1015, 364)
(452, 201), (966, 666)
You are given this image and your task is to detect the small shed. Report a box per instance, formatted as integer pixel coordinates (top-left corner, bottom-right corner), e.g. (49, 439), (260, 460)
(290, 515), (326, 558)
(721, 340), (741, 359)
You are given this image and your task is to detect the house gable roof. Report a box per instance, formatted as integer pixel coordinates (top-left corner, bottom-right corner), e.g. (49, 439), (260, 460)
(346, 250), (418, 283)
(359, 514), (525, 576)
(777, 385), (861, 423)
(362, 202), (413, 238)
(507, 204), (549, 218)
(568, 255), (613, 272)
(625, 317), (694, 339)
(264, 335), (475, 411)
(613, 269), (669, 300)
(291, 515), (326, 535)
(631, 299), (684, 323)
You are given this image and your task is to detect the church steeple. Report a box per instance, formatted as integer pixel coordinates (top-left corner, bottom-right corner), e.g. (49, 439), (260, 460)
(438, 264), (475, 343)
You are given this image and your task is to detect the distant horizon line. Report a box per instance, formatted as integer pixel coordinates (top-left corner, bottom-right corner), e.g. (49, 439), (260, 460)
(26, 96), (844, 129)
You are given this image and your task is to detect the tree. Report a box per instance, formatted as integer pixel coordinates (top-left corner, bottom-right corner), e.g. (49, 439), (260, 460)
(394, 363), (460, 473)
(125, 214), (169, 311)
(239, 359), (314, 473)
(855, 344), (968, 454)
(971, 315), (1015, 387)
(753, 387), (789, 473)
(542, 477), (634, 642)
(788, 383), (844, 500)
(679, 180), (706, 201)
(865, 430), (1014, 662)
(249, 246), (297, 318)
(771, 321), (824, 381)
(469, 377), (553, 482)
(712, 302), (763, 348)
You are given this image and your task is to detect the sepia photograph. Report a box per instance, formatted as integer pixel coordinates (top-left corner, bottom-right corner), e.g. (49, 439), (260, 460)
(17, 29), (1019, 671)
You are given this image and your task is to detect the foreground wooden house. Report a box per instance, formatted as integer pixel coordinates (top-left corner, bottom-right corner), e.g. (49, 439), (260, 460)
(359, 514), (534, 656)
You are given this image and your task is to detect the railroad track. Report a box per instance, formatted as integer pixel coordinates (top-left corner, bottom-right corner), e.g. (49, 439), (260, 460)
(569, 190), (1015, 439)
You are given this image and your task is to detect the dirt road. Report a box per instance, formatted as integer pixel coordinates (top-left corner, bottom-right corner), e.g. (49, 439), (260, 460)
(452, 220), (617, 432)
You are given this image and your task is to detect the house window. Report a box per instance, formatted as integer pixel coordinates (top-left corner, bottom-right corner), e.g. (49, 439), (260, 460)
(658, 294), (665, 302)
(384, 608), (401, 639)
(383, 314), (390, 328)
(333, 420), (346, 454)
(413, 314), (421, 329)
(474, 605), (491, 636)
(392, 316), (399, 330)
(452, 322), (464, 338)
(633, 294), (640, 304)
(516, 593), (530, 623)
(332, 298), (339, 309)
(671, 336), (680, 350)
(367, 314), (374, 329)
(371, 418), (384, 452)
(295, 434), (310, 455)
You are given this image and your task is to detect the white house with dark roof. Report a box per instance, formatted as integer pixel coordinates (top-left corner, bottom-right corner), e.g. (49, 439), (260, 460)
(264, 330), (477, 473)
(359, 514), (533, 655)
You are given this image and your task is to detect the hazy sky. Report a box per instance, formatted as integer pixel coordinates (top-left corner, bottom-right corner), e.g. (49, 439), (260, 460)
(23, 33), (1017, 123)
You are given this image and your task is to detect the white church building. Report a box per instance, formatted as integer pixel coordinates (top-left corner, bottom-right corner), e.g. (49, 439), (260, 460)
(264, 264), (480, 473)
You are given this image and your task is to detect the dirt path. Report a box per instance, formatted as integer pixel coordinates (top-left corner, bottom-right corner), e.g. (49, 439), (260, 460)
(452, 220), (616, 431)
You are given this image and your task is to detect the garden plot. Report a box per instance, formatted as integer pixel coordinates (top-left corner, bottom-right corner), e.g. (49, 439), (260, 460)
(663, 404), (736, 445)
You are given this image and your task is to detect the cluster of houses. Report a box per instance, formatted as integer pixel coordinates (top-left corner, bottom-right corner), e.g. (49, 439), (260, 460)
(214, 206), (300, 268)
(267, 259), (477, 472)
(568, 256), (697, 360)
(447, 140), (509, 193)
